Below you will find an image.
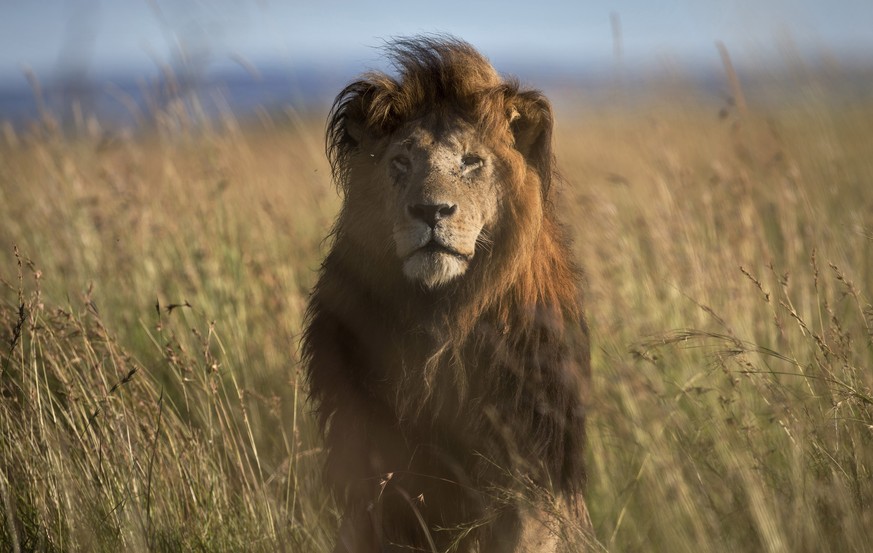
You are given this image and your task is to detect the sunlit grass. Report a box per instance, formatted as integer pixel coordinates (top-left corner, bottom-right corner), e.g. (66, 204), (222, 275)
(1, 80), (872, 552)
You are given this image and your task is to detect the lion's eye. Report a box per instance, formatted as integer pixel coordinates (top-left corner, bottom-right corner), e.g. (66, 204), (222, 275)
(461, 154), (484, 171)
(391, 156), (410, 174)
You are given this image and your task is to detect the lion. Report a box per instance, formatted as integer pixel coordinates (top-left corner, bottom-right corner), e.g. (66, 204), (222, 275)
(302, 36), (592, 552)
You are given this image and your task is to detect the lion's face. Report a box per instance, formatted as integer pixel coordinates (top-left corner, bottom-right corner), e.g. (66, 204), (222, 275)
(329, 39), (555, 293)
(382, 115), (502, 289)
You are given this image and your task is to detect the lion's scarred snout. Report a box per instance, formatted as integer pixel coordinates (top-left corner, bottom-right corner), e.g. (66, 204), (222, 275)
(407, 203), (457, 228)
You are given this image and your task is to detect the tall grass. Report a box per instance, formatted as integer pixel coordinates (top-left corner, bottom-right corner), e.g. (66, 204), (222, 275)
(1, 76), (872, 551)
(563, 99), (873, 552)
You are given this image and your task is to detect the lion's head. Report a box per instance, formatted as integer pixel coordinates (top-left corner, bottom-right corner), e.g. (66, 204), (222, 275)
(327, 36), (555, 293)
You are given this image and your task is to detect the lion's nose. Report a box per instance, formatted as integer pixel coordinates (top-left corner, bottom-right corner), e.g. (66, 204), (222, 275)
(408, 203), (457, 228)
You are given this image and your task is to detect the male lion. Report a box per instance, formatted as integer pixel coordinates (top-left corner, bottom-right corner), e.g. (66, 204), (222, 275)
(302, 36), (591, 552)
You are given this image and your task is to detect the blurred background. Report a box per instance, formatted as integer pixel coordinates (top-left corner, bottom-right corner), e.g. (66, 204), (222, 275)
(2, 0), (872, 128)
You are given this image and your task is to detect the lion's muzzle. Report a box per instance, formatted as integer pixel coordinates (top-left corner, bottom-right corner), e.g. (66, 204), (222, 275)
(395, 209), (476, 289)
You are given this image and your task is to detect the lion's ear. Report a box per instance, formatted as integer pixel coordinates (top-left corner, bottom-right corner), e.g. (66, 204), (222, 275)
(328, 80), (376, 150)
(327, 78), (402, 185)
(326, 80), (384, 187)
(510, 91), (554, 194)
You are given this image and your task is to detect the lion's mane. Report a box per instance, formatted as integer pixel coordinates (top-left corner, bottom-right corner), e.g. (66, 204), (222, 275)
(302, 35), (590, 549)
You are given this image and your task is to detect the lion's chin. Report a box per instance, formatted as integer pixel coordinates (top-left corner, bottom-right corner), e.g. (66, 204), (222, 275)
(402, 250), (469, 289)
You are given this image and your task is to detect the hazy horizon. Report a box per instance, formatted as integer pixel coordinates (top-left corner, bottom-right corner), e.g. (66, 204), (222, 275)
(3, 1), (872, 127)
(3, 0), (872, 88)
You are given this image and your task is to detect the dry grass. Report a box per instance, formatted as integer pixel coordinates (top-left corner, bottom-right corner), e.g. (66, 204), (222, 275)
(1, 76), (872, 552)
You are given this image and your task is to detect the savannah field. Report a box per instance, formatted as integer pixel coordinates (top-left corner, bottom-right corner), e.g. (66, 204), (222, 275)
(1, 68), (872, 552)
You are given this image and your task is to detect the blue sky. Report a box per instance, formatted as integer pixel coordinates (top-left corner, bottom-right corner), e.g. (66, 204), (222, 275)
(2, 0), (872, 86)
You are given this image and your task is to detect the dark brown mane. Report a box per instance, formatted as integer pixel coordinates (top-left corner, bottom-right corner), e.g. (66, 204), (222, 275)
(303, 35), (591, 551)
(327, 35), (554, 196)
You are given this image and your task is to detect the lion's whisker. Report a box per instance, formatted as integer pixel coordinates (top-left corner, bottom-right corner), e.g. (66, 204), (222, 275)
(475, 231), (494, 255)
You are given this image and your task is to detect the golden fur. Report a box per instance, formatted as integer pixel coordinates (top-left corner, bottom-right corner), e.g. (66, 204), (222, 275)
(303, 36), (591, 552)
